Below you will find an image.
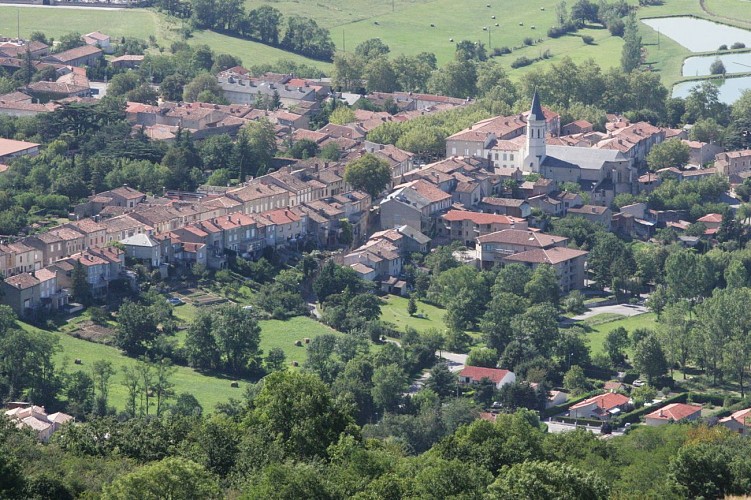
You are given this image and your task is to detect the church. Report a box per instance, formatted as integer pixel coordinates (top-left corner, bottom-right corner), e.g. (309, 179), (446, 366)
(445, 92), (637, 206)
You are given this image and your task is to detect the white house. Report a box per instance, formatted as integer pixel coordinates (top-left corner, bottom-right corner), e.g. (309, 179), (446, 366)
(720, 407), (751, 435)
(458, 366), (516, 389)
(644, 403), (702, 426)
(568, 392), (630, 420)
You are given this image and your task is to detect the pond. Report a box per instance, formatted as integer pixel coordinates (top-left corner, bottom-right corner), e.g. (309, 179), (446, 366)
(642, 16), (751, 52)
(683, 52), (751, 76)
(672, 76), (751, 103)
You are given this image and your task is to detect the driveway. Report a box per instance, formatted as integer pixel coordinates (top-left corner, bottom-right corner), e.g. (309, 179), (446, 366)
(561, 303), (649, 325)
(546, 420), (624, 436)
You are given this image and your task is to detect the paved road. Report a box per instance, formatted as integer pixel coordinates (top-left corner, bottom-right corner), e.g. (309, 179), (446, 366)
(561, 303), (649, 325)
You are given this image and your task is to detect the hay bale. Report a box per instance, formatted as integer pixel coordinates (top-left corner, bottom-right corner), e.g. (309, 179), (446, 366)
(304, 337), (311, 344)
(294, 340), (303, 347)
(74, 358), (82, 365)
(292, 360), (299, 367)
(230, 381), (239, 388)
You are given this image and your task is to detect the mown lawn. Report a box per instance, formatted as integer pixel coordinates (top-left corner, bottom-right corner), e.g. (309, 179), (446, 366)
(583, 312), (658, 356)
(21, 321), (247, 412)
(379, 295), (446, 333)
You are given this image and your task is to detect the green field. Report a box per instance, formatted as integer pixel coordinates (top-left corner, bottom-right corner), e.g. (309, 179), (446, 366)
(584, 312), (658, 356)
(258, 316), (346, 365)
(379, 295), (446, 333)
(21, 321), (246, 412)
(1, 0), (749, 93)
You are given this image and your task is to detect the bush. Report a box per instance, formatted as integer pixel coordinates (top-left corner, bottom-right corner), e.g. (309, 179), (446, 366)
(709, 58), (726, 75)
(548, 26), (566, 38)
(732, 42), (746, 49)
(511, 56), (533, 69)
(523, 37), (534, 46)
(493, 46), (511, 56)
(719, 44), (728, 51)
(582, 35), (594, 45)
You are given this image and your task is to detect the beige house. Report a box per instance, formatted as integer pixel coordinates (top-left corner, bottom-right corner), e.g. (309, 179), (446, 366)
(476, 229), (568, 267)
(644, 403), (702, 426)
(440, 210), (527, 246)
(720, 408), (751, 435)
(501, 246), (588, 292)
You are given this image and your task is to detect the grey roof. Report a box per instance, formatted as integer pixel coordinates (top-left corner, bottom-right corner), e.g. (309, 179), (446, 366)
(529, 91), (544, 121)
(382, 186), (430, 210)
(121, 233), (159, 248)
(397, 224), (431, 244)
(544, 145), (626, 171)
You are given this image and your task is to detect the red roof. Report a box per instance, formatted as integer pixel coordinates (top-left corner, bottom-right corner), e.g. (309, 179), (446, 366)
(570, 392), (629, 411)
(697, 213), (722, 224)
(441, 210), (520, 225)
(645, 403), (701, 422)
(459, 366), (512, 384)
(720, 407), (751, 426)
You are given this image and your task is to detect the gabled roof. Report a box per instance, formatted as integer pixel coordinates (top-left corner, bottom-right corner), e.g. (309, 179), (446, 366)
(697, 213), (722, 223)
(459, 366), (513, 384)
(645, 403), (701, 422)
(4, 273), (39, 289)
(502, 246), (588, 265)
(0, 138), (39, 156)
(442, 210), (521, 226)
(570, 392), (629, 411)
(476, 229), (567, 247)
(720, 407), (751, 427)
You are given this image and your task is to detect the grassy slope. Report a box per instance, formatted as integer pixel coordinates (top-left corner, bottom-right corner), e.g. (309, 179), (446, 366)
(379, 295), (446, 333)
(21, 321), (245, 412)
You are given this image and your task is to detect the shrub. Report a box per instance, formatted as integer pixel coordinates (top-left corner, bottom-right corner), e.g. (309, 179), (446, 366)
(511, 56), (533, 68)
(541, 49), (552, 59)
(582, 35), (594, 45)
(732, 42), (746, 49)
(493, 46), (511, 56)
(719, 44), (728, 51)
(548, 26), (566, 38)
(523, 37), (534, 46)
(710, 58), (726, 75)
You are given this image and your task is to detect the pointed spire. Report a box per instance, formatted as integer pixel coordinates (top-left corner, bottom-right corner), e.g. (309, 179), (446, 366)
(530, 90), (544, 121)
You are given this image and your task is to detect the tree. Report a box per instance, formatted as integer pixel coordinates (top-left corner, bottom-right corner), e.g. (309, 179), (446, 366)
(56, 32), (85, 52)
(64, 371), (95, 419)
(481, 292), (529, 353)
(184, 311), (221, 370)
(289, 139), (319, 159)
(107, 72), (142, 97)
(646, 139), (690, 171)
(212, 304), (261, 375)
(563, 365), (590, 395)
(328, 106), (356, 125)
(364, 57), (398, 93)
(91, 360), (115, 416)
(115, 300), (158, 356)
(621, 14), (642, 72)
(344, 153), (392, 199)
(264, 347), (286, 373)
(511, 303), (560, 357)
(152, 358), (177, 416)
(235, 119), (277, 178)
(488, 460), (609, 500)
(665, 249), (713, 304)
(170, 392), (203, 418)
(332, 52), (364, 92)
(603, 326), (629, 366)
(524, 264), (560, 306)
(355, 38), (390, 59)
(126, 84), (159, 105)
(371, 363), (407, 412)
(183, 73), (226, 103)
(249, 371), (353, 459)
(247, 5), (283, 44)
(102, 457), (221, 500)
(466, 347), (499, 368)
(710, 58), (727, 75)
(425, 362), (457, 399)
(632, 334), (668, 385)
(160, 74), (186, 101)
(587, 232), (635, 292)
(493, 264), (532, 296)
(428, 60), (477, 98)
(407, 295), (418, 316)
(71, 260), (92, 305)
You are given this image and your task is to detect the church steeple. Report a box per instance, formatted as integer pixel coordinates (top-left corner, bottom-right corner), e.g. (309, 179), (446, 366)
(524, 91), (547, 173)
(530, 90), (544, 121)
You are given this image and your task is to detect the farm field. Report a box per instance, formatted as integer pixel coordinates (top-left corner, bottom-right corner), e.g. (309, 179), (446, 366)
(0, 0), (748, 85)
(257, 316), (346, 367)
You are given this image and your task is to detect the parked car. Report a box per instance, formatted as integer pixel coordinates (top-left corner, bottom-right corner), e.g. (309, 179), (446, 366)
(632, 379), (645, 387)
(166, 297), (184, 306)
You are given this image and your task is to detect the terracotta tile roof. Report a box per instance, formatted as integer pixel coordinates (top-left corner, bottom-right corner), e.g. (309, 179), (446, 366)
(34, 268), (56, 282)
(4, 272), (39, 289)
(697, 213), (723, 223)
(66, 219), (106, 234)
(405, 179), (452, 203)
(502, 246), (588, 265)
(570, 392), (629, 411)
(720, 407), (751, 427)
(350, 262), (375, 275)
(476, 229), (567, 247)
(48, 44), (102, 64)
(645, 403), (701, 422)
(442, 210), (520, 225)
(459, 366), (512, 384)
(259, 208), (301, 225)
(567, 205), (609, 216)
(0, 138), (38, 157)
(481, 197), (526, 207)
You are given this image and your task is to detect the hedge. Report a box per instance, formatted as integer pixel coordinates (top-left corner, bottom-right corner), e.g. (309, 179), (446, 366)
(617, 393), (687, 425)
